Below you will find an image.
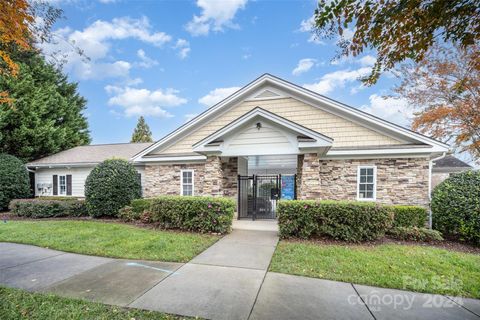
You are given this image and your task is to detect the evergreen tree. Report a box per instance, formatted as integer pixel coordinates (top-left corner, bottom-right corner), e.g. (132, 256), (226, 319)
(0, 51), (90, 162)
(131, 116), (153, 143)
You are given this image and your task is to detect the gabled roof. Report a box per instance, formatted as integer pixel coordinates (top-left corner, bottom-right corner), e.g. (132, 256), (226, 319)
(433, 155), (472, 172)
(133, 74), (449, 161)
(192, 107), (333, 154)
(28, 143), (153, 167)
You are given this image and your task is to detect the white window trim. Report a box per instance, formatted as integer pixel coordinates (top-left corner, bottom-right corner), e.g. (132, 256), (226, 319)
(357, 166), (377, 201)
(58, 175), (67, 196)
(180, 169), (194, 196)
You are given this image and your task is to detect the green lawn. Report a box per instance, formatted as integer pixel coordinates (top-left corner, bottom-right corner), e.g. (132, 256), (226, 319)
(270, 241), (480, 298)
(0, 286), (189, 320)
(0, 220), (219, 262)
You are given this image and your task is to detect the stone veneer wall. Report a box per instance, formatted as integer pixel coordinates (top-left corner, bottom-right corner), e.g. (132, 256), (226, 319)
(204, 156), (223, 197)
(222, 157), (238, 198)
(298, 153), (321, 199)
(143, 163), (207, 197)
(317, 158), (430, 206)
(143, 157), (239, 198)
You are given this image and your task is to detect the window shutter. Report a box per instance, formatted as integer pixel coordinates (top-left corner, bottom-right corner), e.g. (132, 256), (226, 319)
(53, 175), (58, 195)
(66, 175), (72, 196)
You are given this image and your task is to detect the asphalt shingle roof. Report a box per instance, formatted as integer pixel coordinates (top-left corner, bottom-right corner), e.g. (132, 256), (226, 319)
(433, 155), (472, 169)
(27, 143), (152, 166)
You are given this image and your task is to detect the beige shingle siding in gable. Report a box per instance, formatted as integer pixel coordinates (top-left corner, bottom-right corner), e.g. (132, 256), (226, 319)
(158, 97), (402, 154)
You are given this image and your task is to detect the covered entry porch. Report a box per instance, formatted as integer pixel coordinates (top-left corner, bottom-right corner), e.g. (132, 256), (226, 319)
(237, 155), (297, 220)
(193, 108), (333, 220)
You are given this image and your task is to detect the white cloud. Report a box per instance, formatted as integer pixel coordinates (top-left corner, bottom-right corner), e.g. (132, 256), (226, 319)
(198, 86), (241, 106)
(359, 94), (412, 126)
(341, 28), (355, 40)
(292, 58), (316, 76)
(185, 0), (248, 36)
(358, 55), (376, 67)
(299, 16), (324, 45)
(299, 16), (314, 32)
(75, 60), (131, 80)
(185, 113), (199, 122)
(174, 39), (191, 59)
(136, 49), (158, 68)
(106, 86), (187, 117)
(41, 17), (171, 79)
(303, 67), (371, 95)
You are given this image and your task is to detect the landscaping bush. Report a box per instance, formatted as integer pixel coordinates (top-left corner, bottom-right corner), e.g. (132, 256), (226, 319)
(392, 205), (427, 228)
(387, 227), (444, 242)
(0, 154), (30, 210)
(431, 170), (480, 245)
(117, 206), (138, 222)
(118, 198), (154, 222)
(148, 196), (235, 233)
(9, 198), (87, 218)
(85, 159), (141, 217)
(277, 200), (394, 242)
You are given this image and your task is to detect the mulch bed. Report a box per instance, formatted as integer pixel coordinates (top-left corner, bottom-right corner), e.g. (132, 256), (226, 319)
(283, 236), (480, 254)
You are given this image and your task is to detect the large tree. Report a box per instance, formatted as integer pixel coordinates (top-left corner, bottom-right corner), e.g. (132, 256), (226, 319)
(131, 116), (153, 143)
(392, 44), (480, 162)
(0, 0), (62, 102)
(0, 51), (90, 162)
(312, 0), (480, 84)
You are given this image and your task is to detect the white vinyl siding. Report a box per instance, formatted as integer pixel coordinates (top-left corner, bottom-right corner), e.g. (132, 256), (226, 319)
(357, 166), (376, 201)
(155, 97), (403, 155)
(34, 166), (146, 197)
(181, 170), (194, 196)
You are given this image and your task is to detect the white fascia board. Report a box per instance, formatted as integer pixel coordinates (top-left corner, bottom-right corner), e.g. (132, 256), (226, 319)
(193, 107), (333, 151)
(324, 147), (444, 159)
(137, 155), (207, 163)
(131, 74), (449, 161)
(131, 77), (270, 161)
(266, 76), (450, 150)
(27, 162), (99, 169)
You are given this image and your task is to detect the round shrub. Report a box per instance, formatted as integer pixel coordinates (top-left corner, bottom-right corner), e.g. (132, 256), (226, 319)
(0, 154), (30, 210)
(85, 159), (141, 217)
(431, 170), (480, 245)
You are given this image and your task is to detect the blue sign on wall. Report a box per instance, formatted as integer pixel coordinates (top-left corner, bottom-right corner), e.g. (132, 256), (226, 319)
(281, 175), (295, 200)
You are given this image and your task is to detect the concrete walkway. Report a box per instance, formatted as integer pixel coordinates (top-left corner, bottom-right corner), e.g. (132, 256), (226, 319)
(1, 224), (479, 320)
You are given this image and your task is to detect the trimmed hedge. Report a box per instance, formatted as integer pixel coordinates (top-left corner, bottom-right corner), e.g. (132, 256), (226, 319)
(119, 196), (235, 234)
(150, 196), (235, 233)
(118, 198), (153, 222)
(85, 159), (141, 217)
(431, 170), (480, 245)
(277, 200), (394, 242)
(0, 154), (30, 210)
(9, 198), (87, 218)
(388, 227), (443, 242)
(392, 205), (427, 228)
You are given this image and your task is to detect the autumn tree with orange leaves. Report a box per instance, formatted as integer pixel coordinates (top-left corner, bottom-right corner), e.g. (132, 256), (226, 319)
(393, 44), (480, 162)
(0, 0), (61, 102)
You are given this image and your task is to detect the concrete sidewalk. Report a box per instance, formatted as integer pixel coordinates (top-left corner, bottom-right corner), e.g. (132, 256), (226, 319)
(1, 228), (479, 320)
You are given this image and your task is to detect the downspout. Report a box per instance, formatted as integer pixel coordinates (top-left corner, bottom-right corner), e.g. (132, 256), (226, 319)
(428, 152), (446, 229)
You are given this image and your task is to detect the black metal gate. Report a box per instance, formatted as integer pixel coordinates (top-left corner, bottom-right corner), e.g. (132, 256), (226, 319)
(238, 174), (296, 220)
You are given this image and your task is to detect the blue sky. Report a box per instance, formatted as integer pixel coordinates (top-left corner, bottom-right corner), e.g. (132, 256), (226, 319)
(46, 0), (411, 145)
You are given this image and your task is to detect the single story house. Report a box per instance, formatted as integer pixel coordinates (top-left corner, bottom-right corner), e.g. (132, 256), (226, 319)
(27, 143), (152, 197)
(431, 155), (472, 189)
(27, 74), (450, 219)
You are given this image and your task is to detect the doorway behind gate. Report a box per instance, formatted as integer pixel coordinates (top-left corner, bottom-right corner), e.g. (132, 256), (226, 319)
(237, 174), (296, 220)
